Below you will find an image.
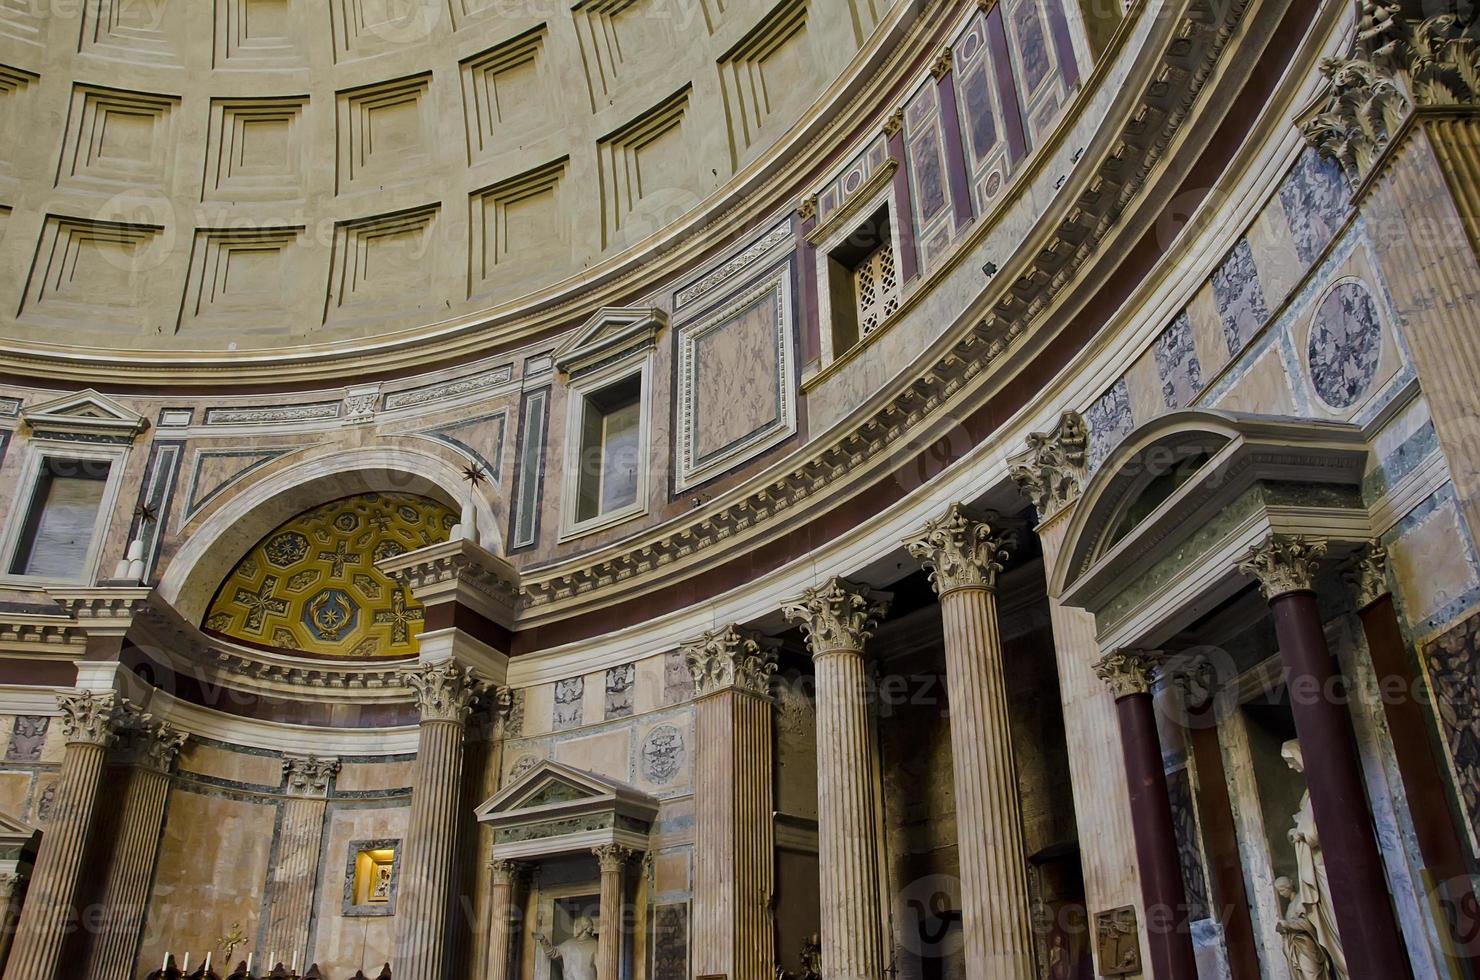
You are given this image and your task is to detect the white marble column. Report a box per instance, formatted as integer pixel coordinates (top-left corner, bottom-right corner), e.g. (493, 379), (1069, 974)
(907, 505), (1035, 980)
(684, 624), (779, 980)
(783, 578), (890, 980)
(394, 661), (483, 980)
(486, 859), (526, 980)
(593, 844), (631, 980)
(85, 717), (187, 980)
(261, 755), (339, 968)
(3, 691), (123, 980)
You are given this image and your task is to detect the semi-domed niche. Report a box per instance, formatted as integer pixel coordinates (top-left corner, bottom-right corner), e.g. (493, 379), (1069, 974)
(202, 492), (455, 657)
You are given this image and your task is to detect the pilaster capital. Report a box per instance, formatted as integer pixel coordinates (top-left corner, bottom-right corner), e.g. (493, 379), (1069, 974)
(283, 754), (340, 797)
(1007, 411), (1089, 520)
(489, 858), (530, 886)
(0, 871), (22, 899)
(399, 660), (484, 724)
(57, 690), (125, 747)
(1093, 649), (1162, 700)
(781, 578), (891, 657)
(905, 504), (1013, 596)
(593, 843), (633, 874)
(120, 716), (187, 772)
(797, 195), (818, 222)
(930, 46), (953, 79)
(1236, 534), (1327, 600)
(882, 108), (905, 138)
(682, 625), (779, 698)
(1344, 541), (1391, 609)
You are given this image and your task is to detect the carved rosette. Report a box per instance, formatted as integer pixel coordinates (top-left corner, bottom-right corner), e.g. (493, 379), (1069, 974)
(1007, 411), (1089, 519)
(1093, 650), (1162, 701)
(905, 504), (1013, 597)
(400, 660), (484, 724)
(57, 690), (124, 747)
(1345, 541), (1391, 609)
(781, 578), (891, 657)
(1237, 535), (1328, 600)
(593, 843), (633, 873)
(682, 625), (780, 698)
(283, 754), (341, 797)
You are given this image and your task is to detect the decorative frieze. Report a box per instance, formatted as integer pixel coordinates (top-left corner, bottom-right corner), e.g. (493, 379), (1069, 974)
(682, 625), (779, 698)
(905, 503), (1013, 596)
(283, 755), (341, 797)
(1007, 411), (1089, 518)
(1344, 541), (1391, 609)
(383, 365), (515, 411)
(1236, 534), (1327, 599)
(1093, 649), (1162, 700)
(781, 578), (890, 656)
(399, 661), (484, 724)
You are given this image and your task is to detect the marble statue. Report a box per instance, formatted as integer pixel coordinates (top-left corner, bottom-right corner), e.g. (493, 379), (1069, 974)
(535, 916), (600, 980)
(1275, 877), (1331, 980)
(1282, 740), (1349, 980)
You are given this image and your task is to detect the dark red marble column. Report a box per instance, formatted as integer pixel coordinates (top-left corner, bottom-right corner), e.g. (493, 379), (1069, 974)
(1240, 535), (1412, 980)
(1094, 650), (1198, 980)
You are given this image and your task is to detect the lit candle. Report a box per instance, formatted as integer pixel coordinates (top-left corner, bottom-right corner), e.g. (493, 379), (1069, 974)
(182, 953), (190, 971)
(291, 952), (297, 972)
(163, 952), (169, 972)
(205, 952), (212, 972)
(246, 952), (253, 974)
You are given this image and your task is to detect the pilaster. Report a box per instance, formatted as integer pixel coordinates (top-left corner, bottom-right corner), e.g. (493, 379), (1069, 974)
(593, 844), (631, 980)
(262, 755), (340, 967)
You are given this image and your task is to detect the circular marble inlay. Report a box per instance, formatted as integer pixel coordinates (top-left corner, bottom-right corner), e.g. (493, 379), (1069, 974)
(641, 725), (685, 784)
(1307, 280), (1382, 409)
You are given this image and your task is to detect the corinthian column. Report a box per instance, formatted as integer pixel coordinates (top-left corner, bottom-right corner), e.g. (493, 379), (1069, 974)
(394, 660), (484, 980)
(3, 691), (124, 980)
(906, 505), (1035, 980)
(683, 625), (779, 980)
(1236, 535), (1408, 980)
(486, 860), (527, 980)
(782, 578), (890, 980)
(262, 755), (340, 968)
(593, 844), (631, 980)
(85, 717), (188, 980)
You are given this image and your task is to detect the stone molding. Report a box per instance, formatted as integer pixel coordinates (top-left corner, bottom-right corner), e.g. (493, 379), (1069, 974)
(782, 578), (890, 657)
(1345, 541), (1391, 609)
(593, 843), (632, 873)
(905, 503), (1014, 596)
(283, 754), (341, 797)
(1007, 411), (1089, 520)
(399, 660), (484, 724)
(1237, 534), (1328, 599)
(57, 691), (124, 746)
(377, 538), (521, 628)
(1093, 649), (1162, 700)
(681, 624), (780, 698)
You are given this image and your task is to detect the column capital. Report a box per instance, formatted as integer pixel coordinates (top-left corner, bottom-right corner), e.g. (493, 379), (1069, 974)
(593, 844), (633, 873)
(930, 46), (953, 79)
(1093, 649), (1162, 700)
(882, 108), (904, 138)
(120, 716), (187, 772)
(782, 578), (890, 657)
(489, 858), (528, 885)
(905, 504), (1013, 596)
(0, 871), (22, 899)
(681, 625), (779, 698)
(797, 194), (818, 222)
(283, 754), (340, 798)
(1236, 534), (1328, 599)
(56, 690), (125, 747)
(1344, 541), (1391, 609)
(1007, 411), (1089, 519)
(399, 660), (484, 724)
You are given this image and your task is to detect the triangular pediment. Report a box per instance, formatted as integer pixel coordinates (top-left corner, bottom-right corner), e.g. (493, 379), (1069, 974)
(475, 760), (659, 860)
(553, 307), (666, 378)
(21, 389), (149, 442)
(477, 760), (633, 819)
(0, 809), (39, 856)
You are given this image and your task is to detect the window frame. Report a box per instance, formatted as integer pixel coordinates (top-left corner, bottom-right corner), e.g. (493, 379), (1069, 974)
(809, 176), (904, 368)
(558, 353), (653, 541)
(0, 441), (129, 587)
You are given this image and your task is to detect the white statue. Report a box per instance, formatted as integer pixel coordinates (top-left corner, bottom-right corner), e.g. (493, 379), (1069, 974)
(1275, 876), (1331, 980)
(535, 915), (600, 980)
(1282, 740), (1349, 980)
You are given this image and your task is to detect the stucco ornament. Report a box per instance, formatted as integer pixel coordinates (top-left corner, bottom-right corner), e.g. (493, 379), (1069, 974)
(1092, 649), (1161, 700)
(1344, 541), (1391, 609)
(56, 690), (124, 746)
(1007, 411), (1089, 518)
(906, 503), (1014, 596)
(1237, 535), (1328, 599)
(682, 624), (779, 698)
(782, 578), (890, 656)
(399, 660), (483, 723)
(283, 754), (341, 797)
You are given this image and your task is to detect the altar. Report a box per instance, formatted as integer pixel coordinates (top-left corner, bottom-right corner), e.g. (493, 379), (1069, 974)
(476, 761), (659, 980)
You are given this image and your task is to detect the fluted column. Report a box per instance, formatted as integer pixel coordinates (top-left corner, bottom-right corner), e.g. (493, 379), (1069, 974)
(486, 860), (526, 980)
(783, 578), (890, 980)
(4, 691), (123, 980)
(394, 660), (484, 980)
(593, 845), (630, 980)
(85, 717), (187, 980)
(1237, 535), (1409, 980)
(683, 625), (779, 980)
(1093, 650), (1197, 980)
(261, 755), (340, 968)
(0, 871), (26, 974)
(906, 505), (1035, 980)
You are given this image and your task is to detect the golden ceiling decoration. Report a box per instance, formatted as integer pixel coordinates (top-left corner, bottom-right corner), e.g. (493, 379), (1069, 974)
(203, 493), (455, 658)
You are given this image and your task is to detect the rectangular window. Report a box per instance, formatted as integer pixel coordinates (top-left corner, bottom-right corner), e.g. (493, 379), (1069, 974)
(825, 205), (899, 360)
(575, 374), (643, 525)
(8, 457), (112, 580)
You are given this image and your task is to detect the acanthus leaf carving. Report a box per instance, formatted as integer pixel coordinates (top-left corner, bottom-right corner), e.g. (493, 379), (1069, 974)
(681, 624), (779, 698)
(1007, 411), (1089, 519)
(781, 578), (890, 657)
(283, 754), (341, 797)
(399, 660), (484, 724)
(1093, 649), (1162, 700)
(905, 504), (1014, 596)
(1237, 534), (1328, 600)
(56, 690), (124, 747)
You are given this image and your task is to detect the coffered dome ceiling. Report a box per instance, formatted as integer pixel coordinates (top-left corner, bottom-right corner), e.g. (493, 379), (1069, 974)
(0, 0), (902, 353)
(203, 493), (455, 658)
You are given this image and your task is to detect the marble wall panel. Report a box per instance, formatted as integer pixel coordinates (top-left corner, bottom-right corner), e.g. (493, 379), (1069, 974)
(1211, 347), (1294, 415)
(553, 677), (584, 731)
(178, 740), (283, 787)
(651, 901), (689, 980)
(335, 759), (414, 793)
(309, 803), (407, 975)
(1210, 238), (1271, 357)
(1421, 606), (1480, 852)
(1390, 491), (1480, 630)
(1304, 279), (1384, 411)
(605, 663), (636, 719)
(662, 650), (695, 706)
(0, 771), (31, 820)
(552, 728), (631, 782)
(1153, 310), (1204, 410)
(1086, 379), (1133, 473)
(1, 715), (48, 763)
(1278, 146), (1350, 266)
